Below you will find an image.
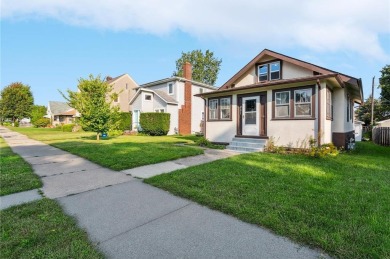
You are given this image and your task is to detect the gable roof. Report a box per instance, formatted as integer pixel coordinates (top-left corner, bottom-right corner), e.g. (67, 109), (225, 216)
(48, 101), (74, 115)
(140, 77), (217, 90)
(129, 88), (178, 105)
(220, 49), (360, 90)
(106, 73), (139, 87)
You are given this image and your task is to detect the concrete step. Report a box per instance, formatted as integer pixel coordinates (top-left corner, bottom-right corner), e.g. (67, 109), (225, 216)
(227, 138), (267, 153)
(226, 146), (264, 153)
(231, 137), (267, 144)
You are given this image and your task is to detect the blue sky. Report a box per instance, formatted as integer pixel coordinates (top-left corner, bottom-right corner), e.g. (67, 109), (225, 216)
(1, 0), (389, 106)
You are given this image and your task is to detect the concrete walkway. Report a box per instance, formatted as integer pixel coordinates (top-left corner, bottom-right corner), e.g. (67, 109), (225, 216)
(0, 127), (329, 259)
(0, 189), (42, 210)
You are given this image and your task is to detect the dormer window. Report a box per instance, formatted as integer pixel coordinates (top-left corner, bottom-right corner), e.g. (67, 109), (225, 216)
(258, 61), (281, 82)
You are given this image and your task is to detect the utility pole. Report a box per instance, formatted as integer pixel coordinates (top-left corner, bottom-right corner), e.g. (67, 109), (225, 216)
(371, 76), (375, 126)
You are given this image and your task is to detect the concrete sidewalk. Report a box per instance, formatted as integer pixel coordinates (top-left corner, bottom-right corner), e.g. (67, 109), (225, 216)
(0, 127), (329, 258)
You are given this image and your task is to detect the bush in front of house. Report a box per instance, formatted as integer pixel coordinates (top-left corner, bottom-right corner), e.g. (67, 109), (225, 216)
(62, 123), (75, 132)
(118, 112), (132, 130)
(140, 113), (170, 136)
(33, 118), (50, 128)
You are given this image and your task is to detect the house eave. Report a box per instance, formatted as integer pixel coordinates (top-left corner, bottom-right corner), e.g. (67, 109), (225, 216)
(196, 74), (339, 97)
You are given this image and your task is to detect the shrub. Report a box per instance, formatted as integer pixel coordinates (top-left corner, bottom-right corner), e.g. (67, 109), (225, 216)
(195, 137), (225, 149)
(108, 130), (123, 137)
(62, 123), (75, 132)
(140, 113), (170, 136)
(118, 112), (132, 130)
(2, 122), (11, 126)
(309, 143), (339, 158)
(13, 121), (19, 127)
(34, 118), (50, 128)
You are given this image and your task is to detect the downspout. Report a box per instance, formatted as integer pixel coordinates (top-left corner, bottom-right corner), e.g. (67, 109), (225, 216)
(316, 79), (322, 146)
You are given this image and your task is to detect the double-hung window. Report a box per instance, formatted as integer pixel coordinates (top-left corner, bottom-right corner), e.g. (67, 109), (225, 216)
(258, 61), (280, 82)
(208, 97), (232, 121)
(220, 97), (231, 119)
(273, 87), (314, 119)
(209, 99), (218, 120)
(294, 89), (312, 117)
(275, 91), (290, 117)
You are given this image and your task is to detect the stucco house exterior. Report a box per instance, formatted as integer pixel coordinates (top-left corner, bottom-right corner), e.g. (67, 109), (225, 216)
(198, 49), (363, 151)
(129, 63), (217, 135)
(376, 119), (390, 127)
(106, 74), (139, 112)
(47, 101), (79, 126)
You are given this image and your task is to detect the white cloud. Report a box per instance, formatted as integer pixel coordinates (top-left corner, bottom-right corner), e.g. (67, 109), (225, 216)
(2, 0), (389, 60)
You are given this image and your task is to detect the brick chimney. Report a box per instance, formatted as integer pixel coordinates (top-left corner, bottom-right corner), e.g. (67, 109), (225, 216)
(178, 62), (192, 135)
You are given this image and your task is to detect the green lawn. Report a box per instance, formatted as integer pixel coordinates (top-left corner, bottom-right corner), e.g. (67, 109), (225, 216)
(9, 127), (204, 170)
(145, 142), (390, 259)
(0, 199), (103, 259)
(0, 137), (42, 196)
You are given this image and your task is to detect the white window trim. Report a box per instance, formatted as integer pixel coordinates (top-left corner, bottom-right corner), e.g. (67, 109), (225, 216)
(220, 97), (231, 120)
(258, 65), (268, 81)
(154, 108), (165, 113)
(167, 83), (174, 95)
(270, 61), (281, 80)
(208, 99), (218, 120)
(275, 91), (290, 118)
(144, 94), (152, 101)
(294, 89), (312, 117)
(258, 61), (281, 82)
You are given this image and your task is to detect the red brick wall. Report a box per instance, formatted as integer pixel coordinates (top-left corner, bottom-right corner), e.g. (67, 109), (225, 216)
(178, 62), (192, 135)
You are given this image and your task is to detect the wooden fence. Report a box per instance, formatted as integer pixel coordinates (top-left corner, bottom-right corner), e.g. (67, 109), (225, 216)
(372, 127), (390, 146)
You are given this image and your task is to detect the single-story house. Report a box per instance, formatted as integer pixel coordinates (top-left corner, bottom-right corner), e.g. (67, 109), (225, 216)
(129, 62), (217, 135)
(46, 101), (79, 126)
(197, 49), (363, 151)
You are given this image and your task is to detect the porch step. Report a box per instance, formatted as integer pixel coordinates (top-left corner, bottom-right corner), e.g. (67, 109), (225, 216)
(227, 138), (267, 153)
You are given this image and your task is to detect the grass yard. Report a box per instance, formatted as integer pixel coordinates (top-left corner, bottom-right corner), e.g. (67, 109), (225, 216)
(0, 199), (103, 259)
(145, 142), (390, 259)
(0, 137), (42, 196)
(9, 127), (203, 170)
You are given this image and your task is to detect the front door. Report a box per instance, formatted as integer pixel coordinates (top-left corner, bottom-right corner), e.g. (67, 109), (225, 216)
(242, 96), (260, 135)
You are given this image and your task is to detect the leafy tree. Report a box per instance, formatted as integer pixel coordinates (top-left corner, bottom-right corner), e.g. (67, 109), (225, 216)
(61, 74), (119, 140)
(355, 95), (387, 125)
(0, 82), (34, 123)
(31, 105), (47, 125)
(379, 64), (390, 118)
(173, 49), (222, 85)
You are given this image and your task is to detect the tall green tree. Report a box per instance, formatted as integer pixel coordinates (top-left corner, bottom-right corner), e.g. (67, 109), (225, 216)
(173, 49), (222, 85)
(0, 82), (34, 123)
(62, 75), (118, 140)
(355, 95), (387, 125)
(379, 64), (390, 118)
(31, 105), (47, 125)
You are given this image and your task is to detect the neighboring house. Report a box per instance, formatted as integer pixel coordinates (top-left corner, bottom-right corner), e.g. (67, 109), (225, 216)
(106, 74), (139, 112)
(376, 119), (390, 127)
(129, 62), (217, 135)
(198, 49), (363, 150)
(46, 101), (79, 126)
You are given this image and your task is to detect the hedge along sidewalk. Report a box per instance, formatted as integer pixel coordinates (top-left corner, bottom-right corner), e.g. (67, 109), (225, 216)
(0, 136), (42, 196)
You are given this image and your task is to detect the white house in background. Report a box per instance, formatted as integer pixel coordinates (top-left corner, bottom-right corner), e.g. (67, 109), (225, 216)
(129, 62), (217, 135)
(106, 74), (139, 112)
(197, 49), (363, 151)
(376, 119), (390, 127)
(47, 101), (79, 126)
